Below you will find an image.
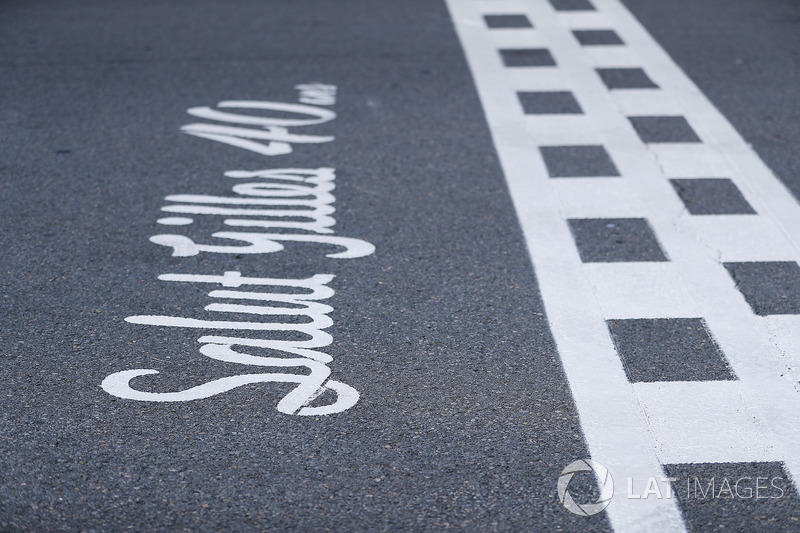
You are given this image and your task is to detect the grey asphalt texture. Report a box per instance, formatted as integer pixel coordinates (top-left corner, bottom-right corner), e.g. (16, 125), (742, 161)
(724, 262), (800, 316)
(628, 116), (702, 144)
(539, 145), (621, 178)
(0, 0), (607, 531)
(669, 179), (756, 216)
(567, 218), (668, 263)
(2, 0), (800, 530)
(606, 318), (735, 383)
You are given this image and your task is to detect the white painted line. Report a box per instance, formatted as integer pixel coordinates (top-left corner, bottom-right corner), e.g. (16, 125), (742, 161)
(634, 381), (782, 464)
(673, 215), (795, 263)
(550, 178), (641, 219)
(590, 0), (800, 495)
(524, 115), (596, 145)
(488, 30), (549, 50)
(553, 11), (608, 29)
(505, 68), (571, 92)
(764, 316), (800, 389)
(448, 0), (800, 530)
(582, 46), (644, 68)
(445, 1), (686, 530)
(584, 263), (698, 320)
(645, 145), (730, 177)
(609, 90), (683, 117)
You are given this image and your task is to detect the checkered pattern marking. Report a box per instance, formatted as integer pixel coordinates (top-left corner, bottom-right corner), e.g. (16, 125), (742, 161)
(448, 0), (800, 530)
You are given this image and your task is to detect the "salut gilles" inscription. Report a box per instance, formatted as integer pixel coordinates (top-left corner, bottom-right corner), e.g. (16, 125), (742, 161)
(102, 84), (373, 416)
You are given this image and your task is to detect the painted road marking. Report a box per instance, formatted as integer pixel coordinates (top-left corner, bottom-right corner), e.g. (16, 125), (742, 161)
(102, 85), (374, 417)
(447, 0), (800, 530)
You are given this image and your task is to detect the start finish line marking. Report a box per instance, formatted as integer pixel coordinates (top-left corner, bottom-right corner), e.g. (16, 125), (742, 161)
(102, 83), (375, 417)
(447, 0), (800, 530)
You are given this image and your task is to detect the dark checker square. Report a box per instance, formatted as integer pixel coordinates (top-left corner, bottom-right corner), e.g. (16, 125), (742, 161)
(607, 318), (735, 382)
(550, 0), (596, 11)
(539, 145), (620, 177)
(724, 261), (800, 315)
(500, 48), (556, 67)
(597, 68), (659, 89)
(567, 218), (668, 262)
(518, 92), (583, 114)
(484, 14), (533, 29)
(664, 462), (800, 532)
(629, 116), (702, 143)
(670, 178), (756, 215)
(573, 30), (624, 46)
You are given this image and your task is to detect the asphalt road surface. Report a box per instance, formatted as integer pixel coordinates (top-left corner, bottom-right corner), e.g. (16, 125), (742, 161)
(1, 0), (799, 531)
